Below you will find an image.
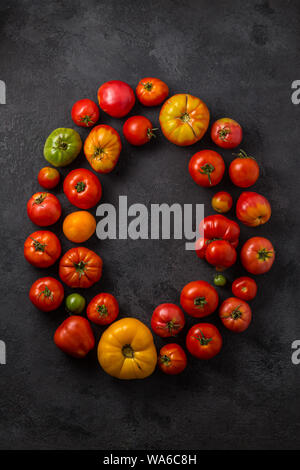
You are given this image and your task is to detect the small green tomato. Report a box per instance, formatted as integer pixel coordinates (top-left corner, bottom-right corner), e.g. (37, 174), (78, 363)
(65, 293), (86, 314)
(213, 274), (227, 287)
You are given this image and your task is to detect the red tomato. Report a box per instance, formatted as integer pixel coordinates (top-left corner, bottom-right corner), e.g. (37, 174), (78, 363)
(97, 80), (135, 118)
(136, 77), (169, 106)
(87, 293), (119, 325)
(186, 323), (222, 359)
(59, 247), (103, 288)
(29, 277), (64, 312)
(27, 192), (61, 227)
(151, 303), (185, 338)
(189, 150), (225, 187)
(38, 167), (60, 189)
(219, 297), (252, 332)
(229, 149), (259, 187)
(24, 230), (61, 268)
(63, 168), (102, 209)
(205, 240), (237, 271)
(232, 276), (257, 301)
(54, 316), (95, 358)
(180, 281), (219, 318)
(158, 344), (187, 375)
(236, 191), (271, 227)
(71, 99), (100, 127)
(241, 237), (275, 275)
(211, 191), (233, 213)
(211, 118), (242, 149)
(123, 116), (156, 146)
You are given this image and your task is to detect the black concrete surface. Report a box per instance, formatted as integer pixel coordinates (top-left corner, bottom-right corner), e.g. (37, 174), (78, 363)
(0, 0), (300, 450)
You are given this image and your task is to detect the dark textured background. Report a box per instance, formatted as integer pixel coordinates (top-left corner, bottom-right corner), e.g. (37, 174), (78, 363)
(0, 0), (300, 450)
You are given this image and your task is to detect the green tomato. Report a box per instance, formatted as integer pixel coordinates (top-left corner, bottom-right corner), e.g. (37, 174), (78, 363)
(65, 293), (86, 314)
(214, 274), (227, 287)
(44, 128), (82, 167)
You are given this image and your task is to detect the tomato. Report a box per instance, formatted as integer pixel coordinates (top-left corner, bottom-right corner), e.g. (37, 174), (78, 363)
(159, 94), (210, 146)
(236, 191), (271, 227)
(213, 273), (227, 287)
(84, 124), (122, 174)
(63, 211), (96, 243)
(71, 99), (100, 127)
(38, 167), (60, 189)
(158, 344), (187, 375)
(97, 80), (135, 118)
(240, 237), (275, 275)
(229, 149), (259, 187)
(63, 169), (102, 209)
(29, 277), (64, 312)
(232, 277), (257, 301)
(97, 318), (157, 379)
(59, 247), (103, 288)
(180, 281), (219, 318)
(24, 230), (61, 268)
(87, 293), (119, 326)
(211, 118), (242, 149)
(27, 192), (61, 227)
(136, 77), (169, 106)
(211, 191), (233, 213)
(123, 116), (156, 146)
(186, 323), (222, 359)
(44, 128), (82, 167)
(151, 303), (185, 338)
(205, 240), (237, 271)
(198, 215), (240, 249)
(54, 316), (95, 358)
(65, 293), (86, 315)
(219, 297), (252, 332)
(189, 150), (225, 187)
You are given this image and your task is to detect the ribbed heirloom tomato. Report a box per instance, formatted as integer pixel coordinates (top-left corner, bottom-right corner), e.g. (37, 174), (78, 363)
(229, 149), (259, 188)
(151, 303), (185, 338)
(84, 125), (122, 173)
(63, 168), (102, 209)
(219, 297), (252, 333)
(211, 191), (233, 213)
(87, 293), (119, 326)
(59, 247), (103, 288)
(24, 230), (61, 268)
(29, 277), (64, 312)
(136, 77), (169, 106)
(123, 116), (156, 146)
(97, 80), (135, 118)
(186, 323), (222, 359)
(241, 237), (275, 275)
(189, 150), (225, 187)
(158, 344), (187, 375)
(27, 192), (62, 227)
(38, 167), (60, 189)
(236, 192), (271, 227)
(180, 281), (219, 318)
(71, 99), (100, 127)
(232, 277), (257, 301)
(54, 316), (95, 358)
(211, 118), (243, 149)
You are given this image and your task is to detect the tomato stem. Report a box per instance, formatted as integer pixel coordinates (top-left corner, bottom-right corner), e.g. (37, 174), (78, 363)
(97, 304), (108, 317)
(30, 237), (46, 252)
(73, 261), (86, 279)
(122, 344), (134, 358)
(218, 127), (231, 140)
(39, 285), (53, 300)
(258, 248), (273, 261)
(80, 115), (94, 126)
(193, 329), (212, 346)
(194, 296), (208, 308)
(75, 181), (86, 193)
(143, 81), (153, 91)
(159, 354), (171, 366)
(147, 128), (158, 140)
(34, 193), (47, 205)
(233, 149), (255, 160)
(198, 163), (215, 185)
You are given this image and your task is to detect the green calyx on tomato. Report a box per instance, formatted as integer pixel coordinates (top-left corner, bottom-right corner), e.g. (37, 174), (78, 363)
(74, 261), (86, 278)
(147, 128), (158, 140)
(258, 248), (273, 261)
(97, 304), (108, 317)
(34, 193), (48, 205)
(199, 163), (215, 185)
(222, 305), (242, 320)
(193, 330), (212, 346)
(214, 274), (227, 287)
(75, 181), (86, 193)
(218, 127), (230, 140)
(44, 128), (82, 167)
(122, 344), (135, 359)
(93, 147), (106, 158)
(65, 293), (86, 315)
(30, 237), (46, 252)
(143, 81), (153, 91)
(80, 115), (94, 126)
(233, 148), (255, 160)
(194, 296), (208, 308)
(39, 285), (53, 300)
(159, 354), (171, 366)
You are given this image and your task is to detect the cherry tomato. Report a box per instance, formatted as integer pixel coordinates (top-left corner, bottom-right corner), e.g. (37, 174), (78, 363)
(211, 118), (242, 149)
(214, 273), (227, 287)
(186, 323), (222, 359)
(205, 240), (237, 271)
(123, 116), (156, 146)
(232, 277), (257, 301)
(24, 230), (61, 268)
(229, 149), (259, 188)
(27, 192), (62, 227)
(54, 316), (95, 358)
(241, 237), (275, 275)
(65, 293), (86, 315)
(38, 167), (60, 189)
(87, 293), (119, 325)
(189, 150), (225, 187)
(97, 80), (135, 118)
(136, 77), (169, 106)
(211, 191), (233, 213)
(151, 303), (185, 338)
(29, 277), (64, 312)
(71, 99), (100, 127)
(63, 211), (96, 243)
(219, 297), (252, 332)
(236, 191), (271, 227)
(180, 281), (219, 318)
(63, 168), (102, 209)
(158, 344), (187, 375)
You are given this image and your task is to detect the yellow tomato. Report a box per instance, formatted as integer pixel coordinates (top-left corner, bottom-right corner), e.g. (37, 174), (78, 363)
(63, 211), (96, 243)
(159, 93), (210, 146)
(97, 318), (157, 380)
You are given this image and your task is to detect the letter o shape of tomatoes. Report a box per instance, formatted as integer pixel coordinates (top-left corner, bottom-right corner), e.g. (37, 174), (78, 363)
(59, 247), (103, 288)
(29, 277), (64, 312)
(240, 237), (275, 275)
(219, 297), (252, 333)
(180, 281), (219, 318)
(186, 323), (222, 359)
(84, 125), (122, 174)
(24, 230), (61, 268)
(27, 192), (62, 227)
(189, 150), (225, 187)
(97, 80), (135, 118)
(63, 168), (102, 209)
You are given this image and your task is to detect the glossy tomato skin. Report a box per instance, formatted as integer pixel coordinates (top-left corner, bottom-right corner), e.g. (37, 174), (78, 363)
(151, 303), (185, 338)
(65, 293), (86, 315)
(186, 323), (222, 359)
(97, 80), (135, 118)
(205, 240), (237, 270)
(84, 125), (122, 173)
(38, 167), (60, 189)
(219, 297), (252, 332)
(189, 150), (225, 187)
(123, 116), (155, 146)
(59, 247), (103, 288)
(71, 99), (100, 127)
(180, 281), (219, 318)
(27, 192), (62, 227)
(236, 192), (271, 227)
(211, 118), (242, 149)
(158, 344), (187, 375)
(63, 211), (96, 243)
(241, 237), (275, 275)
(136, 77), (169, 106)
(63, 169), (102, 209)
(199, 215), (240, 248)
(229, 150), (259, 187)
(87, 293), (119, 326)
(159, 94), (210, 146)
(44, 128), (82, 167)
(211, 191), (233, 213)
(24, 230), (61, 268)
(29, 277), (64, 312)
(232, 276), (257, 301)
(54, 316), (95, 358)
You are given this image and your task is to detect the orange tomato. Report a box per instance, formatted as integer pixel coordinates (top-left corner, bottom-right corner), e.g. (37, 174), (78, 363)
(84, 124), (122, 173)
(159, 94), (210, 146)
(63, 211), (96, 243)
(211, 191), (233, 213)
(136, 77), (169, 106)
(236, 192), (271, 227)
